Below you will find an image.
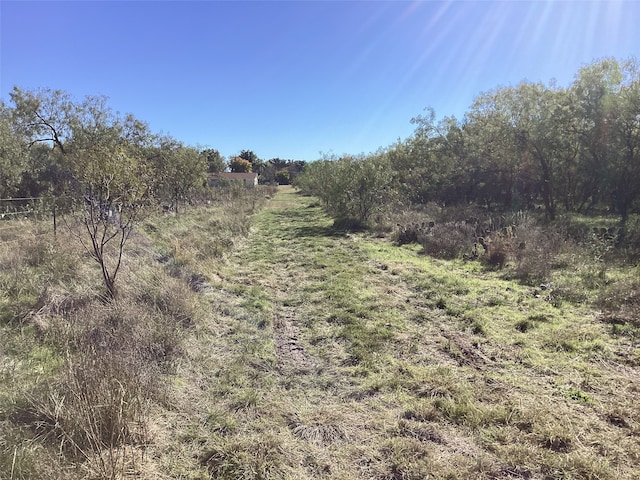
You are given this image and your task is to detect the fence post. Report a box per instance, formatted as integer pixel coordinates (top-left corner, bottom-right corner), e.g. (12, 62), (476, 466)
(53, 200), (57, 237)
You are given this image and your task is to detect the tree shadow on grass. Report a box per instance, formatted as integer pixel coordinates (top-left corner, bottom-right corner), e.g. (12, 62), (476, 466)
(271, 208), (350, 239)
(292, 224), (348, 238)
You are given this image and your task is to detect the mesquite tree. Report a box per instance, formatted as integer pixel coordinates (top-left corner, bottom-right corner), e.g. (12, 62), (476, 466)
(10, 88), (154, 299)
(66, 97), (153, 298)
(71, 146), (149, 299)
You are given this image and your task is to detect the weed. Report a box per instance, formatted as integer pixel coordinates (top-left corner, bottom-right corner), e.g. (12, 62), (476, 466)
(377, 437), (435, 480)
(288, 410), (348, 446)
(435, 297), (447, 309)
(230, 388), (262, 412)
(515, 319), (533, 332)
(564, 387), (592, 403)
(470, 320), (486, 335)
(205, 411), (237, 436)
(201, 435), (288, 480)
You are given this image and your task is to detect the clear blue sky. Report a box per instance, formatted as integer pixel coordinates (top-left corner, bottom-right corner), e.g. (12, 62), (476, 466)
(1, 1), (639, 162)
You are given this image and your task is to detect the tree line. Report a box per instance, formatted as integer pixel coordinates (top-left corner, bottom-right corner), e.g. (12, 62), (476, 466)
(0, 87), (210, 210)
(297, 57), (640, 227)
(0, 87), (306, 205)
(0, 86), (303, 297)
(227, 150), (306, 185)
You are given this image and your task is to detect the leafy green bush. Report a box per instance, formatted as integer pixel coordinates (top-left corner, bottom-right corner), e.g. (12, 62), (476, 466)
(296, 154), (395, 227)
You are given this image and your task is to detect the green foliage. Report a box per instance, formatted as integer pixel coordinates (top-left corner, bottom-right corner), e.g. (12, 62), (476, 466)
(296, 153), (395, 226)
(229, 156), (253, 173)
(4, 87), (214, 297)
(382, 57), (640, 223)
(275, 170), (290, 185)
(201, 148), (226, 173)
(150, 136), (208, 212)
(238, 149), (263, 173)
(0, 103), (27, 198)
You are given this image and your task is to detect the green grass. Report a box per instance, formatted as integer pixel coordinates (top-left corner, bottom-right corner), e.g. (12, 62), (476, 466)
(1, 185), (639, 479)
(193, 187), (640, 479)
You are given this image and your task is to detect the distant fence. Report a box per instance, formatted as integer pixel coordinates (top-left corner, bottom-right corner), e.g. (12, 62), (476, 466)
(1, 197), (49, 220)
(0, 196), (73, 244)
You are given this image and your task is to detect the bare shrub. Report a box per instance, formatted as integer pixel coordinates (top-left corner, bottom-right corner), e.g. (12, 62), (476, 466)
(511, 225), (566, 284)
(483, 237), (509, 269)
(597, 277), (640, 335)
(420, 222), (476, 260)
(395, 221), (434, 246)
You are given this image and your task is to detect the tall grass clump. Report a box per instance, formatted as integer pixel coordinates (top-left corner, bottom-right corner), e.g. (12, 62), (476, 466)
(201, 435), (290, 480)
(0, 182), (268, 478)
(23, 292), (191, 478)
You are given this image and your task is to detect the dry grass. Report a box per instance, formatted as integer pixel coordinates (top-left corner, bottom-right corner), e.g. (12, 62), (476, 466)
(0, 186), (271, 479)
(2, 186), (640, 479)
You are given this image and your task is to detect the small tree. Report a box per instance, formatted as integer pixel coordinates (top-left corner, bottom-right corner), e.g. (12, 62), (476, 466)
(238, 149), (262, 172)
(72, 147), (148, 299)
(347, 154), (395, 224)
(202, 148), (226, 173)
(66, 98), (153, 299)
(296, 153), (395, 227)
(150, 137), (207, 214)
(229, 156), (252, 173)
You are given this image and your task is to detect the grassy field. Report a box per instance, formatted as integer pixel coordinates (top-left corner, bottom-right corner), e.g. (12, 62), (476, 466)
(2, 185), (639, 479)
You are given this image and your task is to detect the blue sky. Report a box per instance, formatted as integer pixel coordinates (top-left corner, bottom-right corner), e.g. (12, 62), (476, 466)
(1, 1), (639, 162)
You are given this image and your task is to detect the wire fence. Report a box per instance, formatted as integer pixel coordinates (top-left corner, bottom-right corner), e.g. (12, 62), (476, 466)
(0, 196), (72, 245)
(1, 196), (53, 219)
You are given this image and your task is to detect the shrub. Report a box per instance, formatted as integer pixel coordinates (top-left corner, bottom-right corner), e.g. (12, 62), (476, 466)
(511, 225), (566, 284)
(395, 221), (434, 246)
(483, 237), (509, 269)
(296, 154), (395, 227)
(597, 276), (640, 336)
(420, 221), (476, 260)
